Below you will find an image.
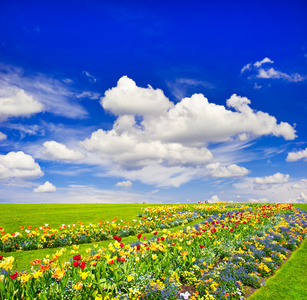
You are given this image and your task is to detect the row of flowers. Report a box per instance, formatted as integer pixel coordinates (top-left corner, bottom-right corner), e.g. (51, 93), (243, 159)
(0, 203), (251, 253)
(0, 203), (305, 299)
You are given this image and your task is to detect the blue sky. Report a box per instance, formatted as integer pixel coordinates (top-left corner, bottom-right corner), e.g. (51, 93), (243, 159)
(0, 0), (306, 203)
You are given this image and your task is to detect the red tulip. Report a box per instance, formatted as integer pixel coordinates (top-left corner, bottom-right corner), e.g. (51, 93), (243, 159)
(80, 261), (87, 269)
(10, 272), (18, 280)
(73, 254), (81, 261)
(73, 261), (79, 267)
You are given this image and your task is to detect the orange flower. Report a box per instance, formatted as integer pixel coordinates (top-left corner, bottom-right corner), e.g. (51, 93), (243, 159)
(39, 264), (50, 271)
(72, 282), (83, 290)
(52, 268), (66, 280)
(31, 259), (41, 265)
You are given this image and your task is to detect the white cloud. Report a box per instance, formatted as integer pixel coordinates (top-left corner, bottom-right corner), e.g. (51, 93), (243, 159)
(257, 68), (305, 82)
(4, 123), (45, 139)
(83, 71), (97, 83)
(254, 57), (274, 68)
(240, 58), (306, 83)
(286, 147), (307, 162)
(253, 83), (262, 89)
(0, 64), (88, 119)
(33, 181), (56, 193)
(81, 128), (212, 169)
(291, 179), (307, 189)
(206, 162), (249, 178)
(106, 164), (197, 188)
(0, 151), (43, 180)
(254, 172), (289, 185)
(0, 132), (7, 140)
(101, 76), (174, 117)
(208, 195), (220, 202)
(79, 77), (296, 187)
(43, 141), (85, 161)
(166, 78), (214, 100)
(241, 63), (252, 74)
(232, 175), (307, 203)
(0, 87), (43, 121)
(115, 180), (132, 188)
(145, 93), (296, 144)
(75, 91), (101, 100)
(248, 197), (269, 203)
(0, 184), (169, 204)
(289, 192), (307, 203)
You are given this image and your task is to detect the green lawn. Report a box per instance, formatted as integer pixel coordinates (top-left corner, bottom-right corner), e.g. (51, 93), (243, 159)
(248, 236), (307, 300)
(0, 203), (173, 233)
(246, 203), (307, 300)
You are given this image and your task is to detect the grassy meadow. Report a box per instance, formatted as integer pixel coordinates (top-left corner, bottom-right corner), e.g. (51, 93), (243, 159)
(0, 203), (171, 233)
(0, 203), (306, 299)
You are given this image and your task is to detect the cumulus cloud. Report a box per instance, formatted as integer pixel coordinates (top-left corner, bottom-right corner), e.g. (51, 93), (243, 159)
(0, 151), (44, 180)
(241, 58), (306, 82)
(208, 195), (220, 202)
(101, 76), (174, 117)
(0, 64), (88, 119)
(33, 181), (56, 193)
(0, 86), (43, 121)
(206, 163), (249, 178)
(80, 76), (296, 186)
(43, 141), (85, 161)
(291, 179), (307, 189)
(286, 147), (307, 162)
(146, 93), (296, 144)
(254, 172), (289, 184)
(232, 174), (307, 203)
(0, 132), (7, 140)
(289, 192), (307, 203)
(115, 180), (132, 188)
(82, 128), (212, 169)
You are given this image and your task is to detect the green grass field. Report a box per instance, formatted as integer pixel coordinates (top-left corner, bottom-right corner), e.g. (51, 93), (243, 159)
(0, 203), (173, 233)
(0, 203), (306, 299)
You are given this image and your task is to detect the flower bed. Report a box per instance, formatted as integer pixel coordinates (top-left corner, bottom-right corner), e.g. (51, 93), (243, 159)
(0, 203), (305, 300)
(0, 204), (248, 253)
(0, 207), (201, 253)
